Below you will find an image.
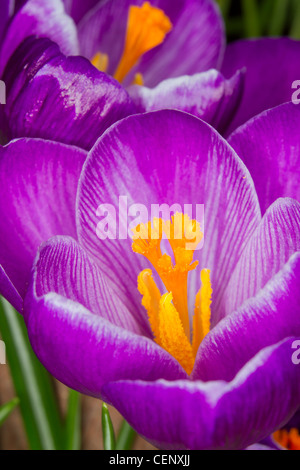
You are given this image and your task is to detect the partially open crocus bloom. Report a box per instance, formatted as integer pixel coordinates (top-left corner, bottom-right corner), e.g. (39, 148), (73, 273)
(0, 35), (242, 149)
(0, 0), (224, 85)
(2, 0), (300, 138)
(0, 37), (135, 150)
(0, 0), (243, 145)
(0, 108), (299, 449)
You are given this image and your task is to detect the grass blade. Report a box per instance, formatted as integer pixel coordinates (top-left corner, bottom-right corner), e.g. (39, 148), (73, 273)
(268, 0), (290, 36)
(0, 398), (19, 426)
(65, 389), (81, 450)
(0, 298), (64, 449)
(102, 403), (116, 450)
(241, 0), (261, 37)
(290, 0), (300, 38)
(116, 420), (137, 450)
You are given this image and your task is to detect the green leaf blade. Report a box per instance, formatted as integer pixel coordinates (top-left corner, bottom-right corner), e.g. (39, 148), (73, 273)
(0, 298), (65, 450)
(0, 398), (20, 426)
(116, 420), (137, 450)
(102, 403), (116, 450)
(65, 389), (81, 450)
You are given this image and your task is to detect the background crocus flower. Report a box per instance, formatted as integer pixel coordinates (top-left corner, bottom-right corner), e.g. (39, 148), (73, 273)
(0, 37), (135, 150)
(0, 0), (242, 145)
(0, 109), (299, 449)
(0, 0), (224, 84)
(1, 37), (244, 145)
(2, 0), (300, 137)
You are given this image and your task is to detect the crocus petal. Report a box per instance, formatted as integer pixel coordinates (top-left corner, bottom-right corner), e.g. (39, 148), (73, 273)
(35, 235), (150, 335)
(0, 0), (79, 75)
(102, 338), (300, 450)
(285, 409), (300, 429)
(228, 102), (300, 214)
(24, 289), (187, 398)
(218, 198), (300, 320)
(63, 0), (102, 23)
(129, 70), (244, 135)
(221, 38), (300, 133)
(0, 265), (23, 312)
(193, 253), (300, 382)
(78, 0), (225, 87)
(0, 0), (13, 42)
(2, 37), (135, 150)
(258, 436), (282, 450)
(77, 110), (261, 325)
(246, 444), (276, 451)
(0, 138), (86, 299)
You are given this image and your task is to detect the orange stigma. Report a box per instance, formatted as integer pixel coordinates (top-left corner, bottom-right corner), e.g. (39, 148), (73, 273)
(91, 2), (172, 84)
(132, 213), (212, 375)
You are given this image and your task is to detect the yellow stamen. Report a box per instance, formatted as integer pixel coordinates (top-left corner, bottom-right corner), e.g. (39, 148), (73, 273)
(132, 212), (212, 375)
(137, 269), (160, 340)
(192, 269), (212, 356)
(91, 52), (109, 73)
(113, 2), (172, 83)
(158, 293), (195, 375)
(132, 214), (201, 338)
(132, 72), (144, 86)
(273, 428), (300, 450)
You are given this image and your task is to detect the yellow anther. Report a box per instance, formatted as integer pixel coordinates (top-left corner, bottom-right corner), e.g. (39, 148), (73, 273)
(132, 214), (201, 339)
(137, 269), (160, 341)
(132, 212), (212, 375)
(158, 293), (195, 375)
(91, 52), (109, 73)
(192, 269), (212, 356)
(113, 2), (172, 83)
(132, 73), (144, 86)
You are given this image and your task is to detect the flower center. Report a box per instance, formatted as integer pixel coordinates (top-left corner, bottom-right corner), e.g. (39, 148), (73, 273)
(273, 428), (300, 450)
(91, 2), (172, 84)
(132, 213), (212, 375)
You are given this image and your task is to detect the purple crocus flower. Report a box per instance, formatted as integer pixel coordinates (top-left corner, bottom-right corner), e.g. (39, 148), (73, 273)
(0, 37), (135, 150)
(1, 0), (243, 147)
(0, 35), (242, 149)
(2, 0), (300, 142)
(0, 0), (225, 84)
(0, 106), (299, 449)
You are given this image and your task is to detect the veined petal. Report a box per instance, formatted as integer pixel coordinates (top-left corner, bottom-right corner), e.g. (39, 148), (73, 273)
(102, 339), (300, 450)
(218, 198), (300, 321)
(24, 289), (187, 398)
(78, 0), (225, 87)
(0, 138), (86, 300)
(34, 236), (150, 336)
(193, 253), (300, 382)
(228, 103), (300, 214)
(77, 110), (261, 326)
(129, 70), (244, 135)
(0, 0), (79, 75)
(2, 37), (135, 150)
(0, 265), (23, 312)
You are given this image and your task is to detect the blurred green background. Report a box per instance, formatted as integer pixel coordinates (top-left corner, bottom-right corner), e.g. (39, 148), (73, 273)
(217, 0), (300, 40)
